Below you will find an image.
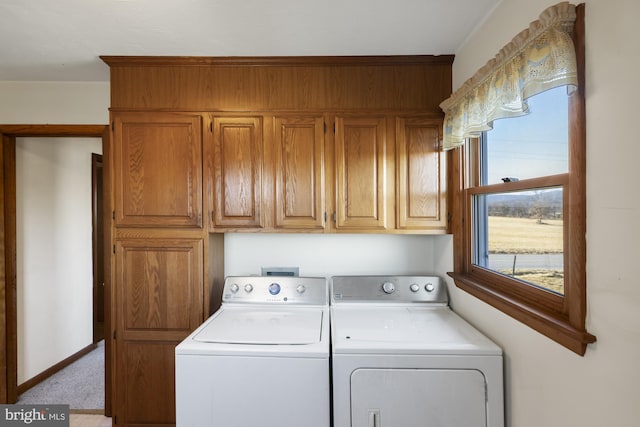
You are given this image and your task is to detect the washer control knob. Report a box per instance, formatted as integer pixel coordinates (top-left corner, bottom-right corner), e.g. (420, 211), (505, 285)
(425, 283), (435, 292)
(382, 281), (396, 294)
(244, 284), (254, 293)
(410, 283), (420, 292)
(269, 283), (281, 295)
(296, 285), (306, 294)
(229, 283), (239, 293)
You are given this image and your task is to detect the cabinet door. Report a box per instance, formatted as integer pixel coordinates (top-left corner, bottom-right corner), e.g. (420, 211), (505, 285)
(274, 115), (325, 229)
(115, 238), (203, 427)
(210, 116), (263, 228)
(113, 112), (202, 228)
(396, 117), (447, 230)
(335, 116), (388, 230)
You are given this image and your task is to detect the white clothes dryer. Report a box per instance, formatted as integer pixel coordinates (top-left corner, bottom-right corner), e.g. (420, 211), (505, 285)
(331, 275), (504, 427)
(176, 276), (330, 427)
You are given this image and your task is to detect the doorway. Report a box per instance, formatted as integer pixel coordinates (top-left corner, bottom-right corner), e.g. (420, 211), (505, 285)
(0, 125), (111, 415)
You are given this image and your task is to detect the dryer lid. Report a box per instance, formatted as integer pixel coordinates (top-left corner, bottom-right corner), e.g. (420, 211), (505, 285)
(193, 307), (324, 345)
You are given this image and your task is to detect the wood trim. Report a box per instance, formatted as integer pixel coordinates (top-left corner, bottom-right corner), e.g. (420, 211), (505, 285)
(103, 56), (452, 112)
(101, 126), (112, 417)
(2, 135), (17, 404)
(100, 55), (455, 67)
(16, 343), (97, 395)
(450, 272), (595, 355)
(0, 125), (107, 137)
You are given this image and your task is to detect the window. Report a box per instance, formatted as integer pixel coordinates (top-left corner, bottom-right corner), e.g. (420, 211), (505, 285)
(445, 3), (595, 355)
(473, 87), (568, 296)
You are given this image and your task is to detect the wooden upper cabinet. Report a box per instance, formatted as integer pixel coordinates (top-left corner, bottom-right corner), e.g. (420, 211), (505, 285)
(396, 117), (447, 231)
(209, 116), (263, 229)
(113, 112), (203, 228)
(273, 115), (326, 230)
(334, 116), (389, 231)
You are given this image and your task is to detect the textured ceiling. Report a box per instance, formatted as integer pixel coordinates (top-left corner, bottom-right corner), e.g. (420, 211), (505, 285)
(0, 0), (500, 82)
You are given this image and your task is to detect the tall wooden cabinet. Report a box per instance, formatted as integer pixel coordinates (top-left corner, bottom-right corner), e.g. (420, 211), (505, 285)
(102, 55), (453, 427)
(110, 112), (209, 427)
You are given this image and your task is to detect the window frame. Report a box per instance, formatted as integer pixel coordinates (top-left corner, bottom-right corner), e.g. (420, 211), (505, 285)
(448, 4), (595, 355)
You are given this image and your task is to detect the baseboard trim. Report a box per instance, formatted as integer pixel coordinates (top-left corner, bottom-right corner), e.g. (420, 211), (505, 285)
(17, 343), (98, 395)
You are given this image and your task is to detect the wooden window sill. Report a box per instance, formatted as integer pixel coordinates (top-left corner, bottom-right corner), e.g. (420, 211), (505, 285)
(448, 272), (596, 356)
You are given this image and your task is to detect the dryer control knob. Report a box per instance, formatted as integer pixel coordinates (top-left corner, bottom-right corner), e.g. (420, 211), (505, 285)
(230, 283), (239, 293)
(425, 283), (435, 292)
(410, 283), (420, 292)
(244, 284), (254, 293)
(382, 281), (396, 294)
(296, 285), (306, 294)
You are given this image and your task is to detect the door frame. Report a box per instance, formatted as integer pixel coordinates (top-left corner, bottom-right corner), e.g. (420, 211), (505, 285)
(92, 153), (105, 344)
(0, 125), (112, 416)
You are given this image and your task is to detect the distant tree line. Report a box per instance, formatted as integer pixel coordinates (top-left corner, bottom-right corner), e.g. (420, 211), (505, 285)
(488, 190), (563, 222)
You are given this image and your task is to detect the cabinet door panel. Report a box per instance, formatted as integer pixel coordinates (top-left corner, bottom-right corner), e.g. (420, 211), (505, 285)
(114, 113), (202, 227)
(335, 116), (387, 230)
(120, 342), (177, 426)
(115, 238), (203, 426)
(396, 117), (446, 230)
(274, 116), (325, 229)
(210, 116), (263, 228)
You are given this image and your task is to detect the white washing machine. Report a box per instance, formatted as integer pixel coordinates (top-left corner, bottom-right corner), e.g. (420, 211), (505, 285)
(176, 276), (330, 427)
(331, 276), (504, 427)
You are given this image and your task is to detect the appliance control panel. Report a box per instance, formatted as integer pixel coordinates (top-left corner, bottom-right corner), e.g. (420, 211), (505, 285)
(331, 275), (448, 305)
(222, 276), (328, 305)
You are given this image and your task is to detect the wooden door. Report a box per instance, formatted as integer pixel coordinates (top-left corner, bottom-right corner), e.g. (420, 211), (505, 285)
(113, 113), (203, 228)
(115, 238), (203, 427)
(396, 117), (447, 230)
(273, 115), (326, 230)
(334, 116), (388, 230)
(209, 116), (263, 229)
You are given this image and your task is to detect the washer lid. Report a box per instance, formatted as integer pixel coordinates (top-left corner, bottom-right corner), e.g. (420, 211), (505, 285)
(194, 307), (323, 345)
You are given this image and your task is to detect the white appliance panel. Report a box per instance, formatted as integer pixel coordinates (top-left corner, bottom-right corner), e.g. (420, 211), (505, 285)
(351, 368), (486, 427)
(194, 308), (323, 344)
(176, 354), (330, 427)
(331, 306), (501, 355)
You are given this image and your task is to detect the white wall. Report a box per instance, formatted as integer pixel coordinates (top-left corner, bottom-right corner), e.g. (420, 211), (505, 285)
(225, 233), (443, 277)
(1, 81), (109, 383)
(16, 137), (102, 383)
(446, 1), (640, 426)
(0, 81), (109, 124)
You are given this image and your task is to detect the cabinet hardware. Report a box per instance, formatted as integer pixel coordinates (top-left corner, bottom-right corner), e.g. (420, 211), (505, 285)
(112, 210), (115, 220)
(209, 121), (213, 133)
(113, 244), (116, 254)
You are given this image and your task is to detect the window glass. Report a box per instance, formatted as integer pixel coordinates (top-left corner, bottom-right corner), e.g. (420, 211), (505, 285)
(484, 86), (569, 185)
(473, 188), (564, 295)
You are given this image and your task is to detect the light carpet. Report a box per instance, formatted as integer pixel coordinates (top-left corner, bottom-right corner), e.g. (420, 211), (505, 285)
(18, 341), (105, 410)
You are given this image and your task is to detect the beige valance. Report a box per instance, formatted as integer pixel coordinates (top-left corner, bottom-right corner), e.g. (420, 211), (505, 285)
(439, 2), (578, 150)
